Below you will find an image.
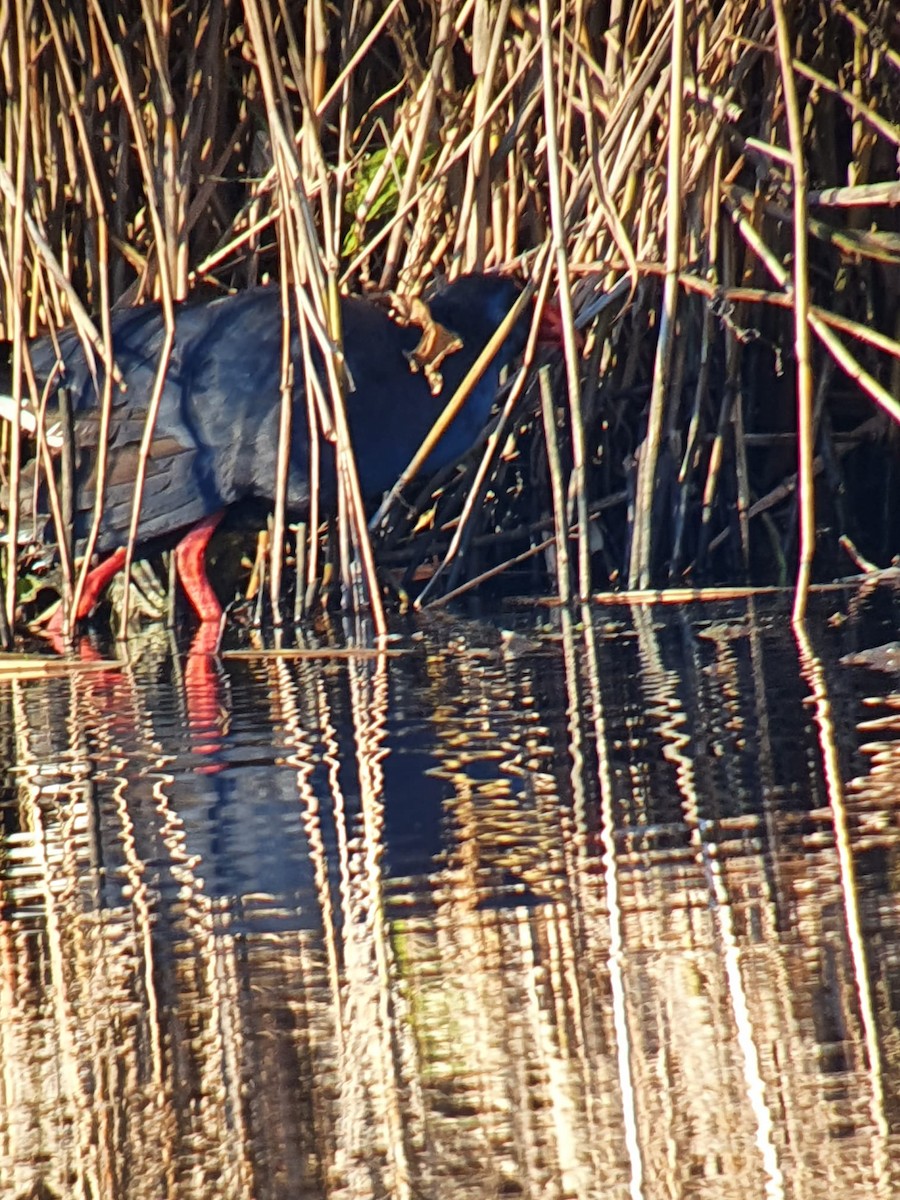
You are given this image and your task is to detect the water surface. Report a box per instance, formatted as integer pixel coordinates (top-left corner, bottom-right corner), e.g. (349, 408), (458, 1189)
(1, 594), (899, 1199)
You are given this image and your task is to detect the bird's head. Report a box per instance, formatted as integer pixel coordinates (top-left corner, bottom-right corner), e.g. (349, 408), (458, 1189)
(428, 272), (569, 368)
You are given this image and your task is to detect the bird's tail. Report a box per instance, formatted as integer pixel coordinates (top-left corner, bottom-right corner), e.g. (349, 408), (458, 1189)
(0, 396), (53, 545)
(0, 391), (63, 446)
(0, 463), (50, 547)
(0, 391), (31, 430)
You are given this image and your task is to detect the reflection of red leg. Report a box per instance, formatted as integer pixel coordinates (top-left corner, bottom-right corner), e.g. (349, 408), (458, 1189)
(174, 511), (225, 623)
(43, 546), (129, 634)
(185, 623), (226, 772)
(170, 528), (226, 768)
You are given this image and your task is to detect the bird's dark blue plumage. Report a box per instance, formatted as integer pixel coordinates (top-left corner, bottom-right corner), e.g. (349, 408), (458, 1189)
(7, 272), (558, 625)
(24, 273), (532, 550)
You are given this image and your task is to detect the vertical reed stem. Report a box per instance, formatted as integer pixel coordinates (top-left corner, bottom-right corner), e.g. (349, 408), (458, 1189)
(87, 0), (177, 640)
(539, 0), (590, 598)
(628, 0), (685, 589)
(539, 366), (572, 605)
(772, 0), (815, 622)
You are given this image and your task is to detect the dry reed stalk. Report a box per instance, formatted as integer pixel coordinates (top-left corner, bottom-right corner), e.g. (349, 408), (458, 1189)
(2, 0), (28, 631)
(538, 365), (571, 604)
(271, 238), (295, 627)
(705, 414), (884, 558)
(772, 0), (814, 621)
(610, 261), (900, 372)
(539, 0), (589, 597)
(368, 282), (538, 532)
(696, 257), (742, 574)
(724, 226), (752, 575)
(628, 0), (685, 589)
(725, 200), (900, 428)
(87, 0), (178, 640)
(416, 249), (556, 607)
(42, 4), (116, 637)
(341, 31), (546, 287)
(729, 184), (900, 267)
(296, 311), (324, 613)
(671, 147), (721, 578)
(248, 3), (315, 627)
(378, 1), (457, 287)
(454, 0), (512, 271)
(421, 533), (558, 611)
(793, 59), (900, 151)
(245, 0), (387, 634)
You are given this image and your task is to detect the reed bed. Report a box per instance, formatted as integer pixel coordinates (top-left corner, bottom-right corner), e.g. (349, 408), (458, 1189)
(1, 1), (899, 641)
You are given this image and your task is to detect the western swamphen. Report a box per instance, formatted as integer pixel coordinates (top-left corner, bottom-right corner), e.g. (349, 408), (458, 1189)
(1, 273), (562, 627)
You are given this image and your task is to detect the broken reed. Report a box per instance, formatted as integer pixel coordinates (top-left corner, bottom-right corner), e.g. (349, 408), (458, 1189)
(1, 0), (900, 636)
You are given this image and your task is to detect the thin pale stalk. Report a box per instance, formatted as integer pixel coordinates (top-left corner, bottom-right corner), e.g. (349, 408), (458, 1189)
(415, 251), (554, 605)
(0, 163), (118, 378)
(695, 363), (740, 573)
(422, 535), (558, 611)
(244, 0), (385, 635)
(728, 182), (900, 266)
(725, 197), (900, 428)
(88, 0), (177, 639)
(378, 0), (453, 286)
(306, 0), (328, 111)
(628, 0), (685, 588)
(185, 0), (401, 267)
(791, 58), (900, 150)
(832, 0), (900, 74)
(579, 62), (639, 286)
(671, 144), (722, 576)
(269, 237), (294, 627)
(810, 181), (900, 206)
(269, 5), (334, 623)
(604, 0), (625, 90)
(344, 30), (544, 284)
(613, 260), (900, 370)
(4, 0), (29, 629)
(722, 227), (752, 573)
(776, 0), (813, 621)
(13, 351), (75, 629)
(602, 3), (673, 154)
(44, 1), (115, 636)
(607, 72), (670, 204)
(454, 0), (513, 271)
(704, 413), (884, 557)
(139, 0), (186, 295)
(315, 0), (404, 121)
(368, 281), (536, 532)
(539, 0), (589, 596)
(539, 365), (572, 604)
(296, 313), (323, 609)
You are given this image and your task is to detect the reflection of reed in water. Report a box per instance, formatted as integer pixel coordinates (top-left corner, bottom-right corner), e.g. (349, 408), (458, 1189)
(1, 607), (900, 1198)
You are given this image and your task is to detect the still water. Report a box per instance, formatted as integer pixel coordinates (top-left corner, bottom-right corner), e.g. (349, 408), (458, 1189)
(1, 593), (899, 1199)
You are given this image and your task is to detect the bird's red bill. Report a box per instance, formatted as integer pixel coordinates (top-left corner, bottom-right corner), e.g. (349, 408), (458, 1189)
(537, 299), (582, 351)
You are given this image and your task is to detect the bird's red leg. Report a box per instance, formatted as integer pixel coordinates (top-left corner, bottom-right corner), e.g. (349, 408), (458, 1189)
(173, 511), (225, 623)
(178, 518), (227, 749)
(42, 546), (129, 634)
